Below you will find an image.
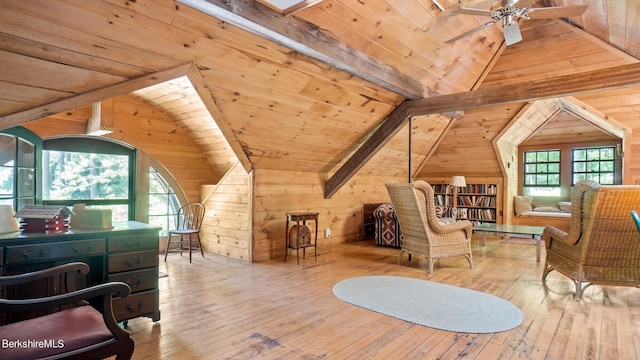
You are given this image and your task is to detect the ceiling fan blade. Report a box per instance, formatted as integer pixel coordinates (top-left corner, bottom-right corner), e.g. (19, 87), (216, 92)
(509, 0), (535, 8)
(502, 21), (522, 46)
(450, 7), (496, 17)
(527, 5), (588, 19)
(445, 20), (499, 44)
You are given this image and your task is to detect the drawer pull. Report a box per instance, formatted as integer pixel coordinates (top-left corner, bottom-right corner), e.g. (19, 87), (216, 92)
(126, 240), (142, 248)
(126, 302), (144, 312)
(73, 246), (79, 253)
(125, 257), (145, 267)
(22, 250), (30, 259)
(41, 248), (48, 256)
(125, 278), (143, 288)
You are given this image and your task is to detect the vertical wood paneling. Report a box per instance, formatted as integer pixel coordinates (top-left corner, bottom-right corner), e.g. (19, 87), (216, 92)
(252, 169), (404, 262)
(200, 163), (253, 261)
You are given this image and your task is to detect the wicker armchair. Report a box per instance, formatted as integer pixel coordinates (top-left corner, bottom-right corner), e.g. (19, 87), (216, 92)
(542, 180), (640, 300)
(385, 181), (473, 274)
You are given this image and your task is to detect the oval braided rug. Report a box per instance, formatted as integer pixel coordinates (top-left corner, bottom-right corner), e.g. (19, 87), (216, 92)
(333, 275), (523, 333)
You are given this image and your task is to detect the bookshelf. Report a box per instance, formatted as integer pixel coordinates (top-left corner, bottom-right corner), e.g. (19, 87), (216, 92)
(427, 177), (502, 224)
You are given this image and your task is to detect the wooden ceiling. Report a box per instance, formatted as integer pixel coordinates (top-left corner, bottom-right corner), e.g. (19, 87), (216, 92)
(1, 0), (639, 193)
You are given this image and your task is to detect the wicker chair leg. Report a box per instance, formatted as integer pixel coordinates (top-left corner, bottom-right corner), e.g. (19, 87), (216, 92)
(428, 258), (435, 274)
(573, 280), (592, 300)
(465, 254), (474, 269)
(541, 262), (553, 282)
(574, 280), (583, 300)
(398, 250), (407, 264)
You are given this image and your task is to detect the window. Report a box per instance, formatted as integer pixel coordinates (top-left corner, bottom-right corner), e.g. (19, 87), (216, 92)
(523, 149), (561, 196)
(520, 142), (622, 198)
(572, 146), (615, 185)
(0, 128), (41, 211)
(1, 128), (188, 231)
(148, 167), (180, 236)
(42, 137), (135, 221)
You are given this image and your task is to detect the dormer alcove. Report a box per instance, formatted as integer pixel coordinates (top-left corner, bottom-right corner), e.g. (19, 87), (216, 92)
(494, 97), (629, 225)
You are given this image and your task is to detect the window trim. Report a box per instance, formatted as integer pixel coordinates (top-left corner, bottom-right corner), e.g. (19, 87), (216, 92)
(522, 149), (561, 195)
(42, 136), (136, 220)
(0, 127), (42, 211)
(571, 146), (618, 185)
(519, 140), (621, 198)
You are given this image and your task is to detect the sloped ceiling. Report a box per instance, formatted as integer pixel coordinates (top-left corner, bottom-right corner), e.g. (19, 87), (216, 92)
(1, 0), (640, 195)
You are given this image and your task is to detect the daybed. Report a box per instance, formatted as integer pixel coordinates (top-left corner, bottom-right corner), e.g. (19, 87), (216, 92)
(512, 195), (571, 231)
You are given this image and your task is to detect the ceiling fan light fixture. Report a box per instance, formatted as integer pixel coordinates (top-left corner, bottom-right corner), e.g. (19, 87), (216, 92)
(444, 1), (587, 46)
(503, 21), (522, 45)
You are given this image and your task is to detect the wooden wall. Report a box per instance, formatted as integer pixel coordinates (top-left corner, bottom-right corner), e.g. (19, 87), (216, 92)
(200, 163), (253, 261)
(252, 169), (403, 262)
(24, 95), (218, 203)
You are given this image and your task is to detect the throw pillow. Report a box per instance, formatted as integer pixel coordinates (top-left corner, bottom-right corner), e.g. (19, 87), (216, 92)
(435, 205), (444, 218)
(558, 201), (572, 212)
(514, 196), (533, 216)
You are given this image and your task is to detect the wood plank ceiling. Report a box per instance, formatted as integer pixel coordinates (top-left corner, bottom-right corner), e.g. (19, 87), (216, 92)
(0, 0), (639, 191)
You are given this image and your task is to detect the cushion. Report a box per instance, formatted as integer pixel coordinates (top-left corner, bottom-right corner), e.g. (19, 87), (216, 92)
(439, 217), (456, 225)
(533, 206), (561, 212)
(558, 201), (572, 212)
(514, 196), (533, 216)
(0, 306), (113, 360)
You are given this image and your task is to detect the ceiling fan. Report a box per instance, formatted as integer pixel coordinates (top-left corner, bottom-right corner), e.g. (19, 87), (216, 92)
(445, 0), (588, 46)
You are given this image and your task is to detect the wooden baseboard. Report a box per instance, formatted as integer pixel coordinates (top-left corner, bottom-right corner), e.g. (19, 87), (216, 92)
(511, 215), (570, 232)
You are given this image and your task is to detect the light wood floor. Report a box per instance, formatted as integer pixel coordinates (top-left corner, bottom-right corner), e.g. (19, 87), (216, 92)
(126, 236), (640, 359)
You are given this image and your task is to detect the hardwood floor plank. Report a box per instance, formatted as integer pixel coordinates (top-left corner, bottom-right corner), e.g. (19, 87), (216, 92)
(121, 238), (640, 359)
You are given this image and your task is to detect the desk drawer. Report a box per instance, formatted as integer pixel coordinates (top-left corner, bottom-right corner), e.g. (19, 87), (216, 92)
(113, 289), (159, 322)
(108, 234), (158, 252)
(5, 239), (105, 265)
(108, 250), (158, 273)
(108, 268), (158, 293)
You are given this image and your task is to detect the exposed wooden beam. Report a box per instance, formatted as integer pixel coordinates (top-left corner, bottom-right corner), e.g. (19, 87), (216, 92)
(406, 62), (640, 115)
(178, 0), (423, 99)
(0, 63), (192, 131)
(323, 103), (410, 198)
(324, 62), (640, 198)
(187, 65), (254, 173)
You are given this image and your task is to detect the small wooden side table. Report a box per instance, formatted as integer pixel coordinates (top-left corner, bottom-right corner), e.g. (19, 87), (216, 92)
(284, 212), (319, 264)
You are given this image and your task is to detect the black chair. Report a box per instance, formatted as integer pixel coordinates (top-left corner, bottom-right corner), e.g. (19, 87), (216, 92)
(0, 262), (134, 360)
(164, 202), (206, 263)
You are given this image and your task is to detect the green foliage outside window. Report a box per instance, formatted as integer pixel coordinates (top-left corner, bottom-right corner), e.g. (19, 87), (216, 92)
(523, 150), (561, 196)
(572, 147), (615, 184)
(148, 167), (179, 236)
(44, 151), (129, 200)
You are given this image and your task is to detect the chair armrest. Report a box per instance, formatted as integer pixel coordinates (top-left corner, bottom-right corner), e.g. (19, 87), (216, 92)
(542, 226), (577, 248)
(431, 219), (472, 234)
(0, 262), (90, 287)
(0, 282), (131, 313)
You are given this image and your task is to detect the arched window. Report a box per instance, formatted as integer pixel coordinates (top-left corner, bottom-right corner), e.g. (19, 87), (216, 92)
(148, 167), (180, 236)
(2, 128), (187, 233)
(0, 127), (41, 211)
